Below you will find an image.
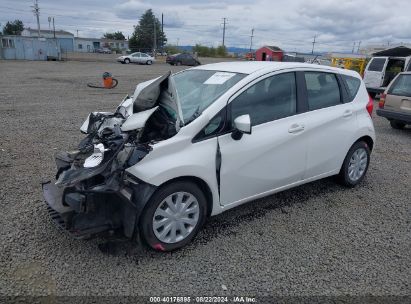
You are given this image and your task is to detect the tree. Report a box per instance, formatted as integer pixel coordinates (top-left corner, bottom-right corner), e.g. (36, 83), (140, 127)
(2, 20), (24, 35)
(129, 9), (167, 52)
(103, 31), (125, 40)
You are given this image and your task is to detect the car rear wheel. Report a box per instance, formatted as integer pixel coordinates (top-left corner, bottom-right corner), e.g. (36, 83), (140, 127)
(176, 61), (182, 66)
(338, 141), (370, 187)
(124, 58), (130, 64)
(390, 120), (406, 129)
(146, 60), (152, 65)
(139, 181), (207, 251)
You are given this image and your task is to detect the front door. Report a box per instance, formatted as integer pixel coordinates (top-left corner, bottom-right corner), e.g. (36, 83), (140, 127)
(218, 72), (307, 206)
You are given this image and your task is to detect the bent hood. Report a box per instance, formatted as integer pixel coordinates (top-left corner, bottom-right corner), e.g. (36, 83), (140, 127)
(131, 71), (184, 128)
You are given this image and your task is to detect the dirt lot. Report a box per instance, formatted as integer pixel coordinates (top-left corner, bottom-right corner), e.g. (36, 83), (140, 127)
(0, 58), (410, 297)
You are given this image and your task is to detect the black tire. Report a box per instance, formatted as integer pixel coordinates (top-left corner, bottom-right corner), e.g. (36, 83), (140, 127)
(146, 60), (152, 65)
(176, 61), (182, 66)
(338, 141), (371, 187)
(139, 181), (208, 252)
(390, 120), (406, 129)
(124, 58), (130, 64)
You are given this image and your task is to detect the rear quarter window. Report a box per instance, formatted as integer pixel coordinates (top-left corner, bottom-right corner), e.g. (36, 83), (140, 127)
(342, 75), (361, 101)
(388, 74), (411, 97)
(368, 58), (386, 72)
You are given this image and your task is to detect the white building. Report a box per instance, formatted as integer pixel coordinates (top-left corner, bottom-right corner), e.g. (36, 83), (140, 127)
(21, 28), (75, 52)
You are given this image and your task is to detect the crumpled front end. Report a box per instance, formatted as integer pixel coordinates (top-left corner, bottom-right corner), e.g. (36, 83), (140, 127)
(42, 72), (180, 240)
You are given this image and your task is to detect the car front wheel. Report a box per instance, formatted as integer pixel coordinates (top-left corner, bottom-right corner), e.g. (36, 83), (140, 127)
(338, 141), (370, 187)
(146, 60), (152, 65)
(124, 58), (130, 64)
(139, 181), (207, 251)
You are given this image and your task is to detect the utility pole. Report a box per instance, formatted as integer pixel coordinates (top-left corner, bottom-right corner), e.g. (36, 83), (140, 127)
(48, 16), (51, 35)
(161, 13), (164, 51)
(249, 28), (254, 53)
(357, 41), (361, 53)
(153, 18), (157, 56)
(352, 41), (356, 53)
(32, 0), (41, 37)
(76, 29), (79, 38)
(222, 18), (227, 47)
(311, 34), (317, 54)
(52, 17), (55, 39)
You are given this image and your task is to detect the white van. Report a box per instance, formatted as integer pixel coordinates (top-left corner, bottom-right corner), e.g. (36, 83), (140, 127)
(363, 56), (411, 97)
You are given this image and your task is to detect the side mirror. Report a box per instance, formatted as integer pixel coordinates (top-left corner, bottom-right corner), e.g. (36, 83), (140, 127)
(232, 114), (252, 140)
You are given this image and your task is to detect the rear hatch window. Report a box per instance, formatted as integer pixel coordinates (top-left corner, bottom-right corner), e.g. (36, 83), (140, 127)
(388, 74), (411, 97)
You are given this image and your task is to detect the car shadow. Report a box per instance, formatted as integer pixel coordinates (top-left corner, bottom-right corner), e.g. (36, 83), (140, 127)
(96, 176), (357, 258)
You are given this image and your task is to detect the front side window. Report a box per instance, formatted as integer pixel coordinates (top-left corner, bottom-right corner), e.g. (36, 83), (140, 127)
(231, 72), (297, 126)
(305, 72), (341, 110)
(368, 58), (386, 72)
(172, 70), (246, 123)
(342, 74), (361, 101)
(388, 74), (411, 97)
(132, 53), (140, 57)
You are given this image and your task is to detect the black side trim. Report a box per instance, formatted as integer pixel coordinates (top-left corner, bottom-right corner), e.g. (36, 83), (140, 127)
(216, 139), (222, 196)
(376, 109), (411, 123)
(296, 71), (308, 113)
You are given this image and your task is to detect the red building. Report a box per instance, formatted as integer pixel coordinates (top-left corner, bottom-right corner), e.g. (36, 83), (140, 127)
(255, 45), (284, 61)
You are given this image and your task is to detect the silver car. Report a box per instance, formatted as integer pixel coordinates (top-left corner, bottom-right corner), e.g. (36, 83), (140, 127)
(117, 52), (155, 65)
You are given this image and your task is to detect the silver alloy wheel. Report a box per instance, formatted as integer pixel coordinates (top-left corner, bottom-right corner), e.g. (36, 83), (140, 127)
(348, 147), (368, 182)
(153, 192), (200, 244)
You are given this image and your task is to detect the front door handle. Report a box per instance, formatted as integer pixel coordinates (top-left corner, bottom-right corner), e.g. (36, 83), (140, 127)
(343, 110), (353, 118)
(288, 124), (305, 134)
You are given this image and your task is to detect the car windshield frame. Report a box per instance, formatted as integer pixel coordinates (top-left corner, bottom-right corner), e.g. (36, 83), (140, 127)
(171, 69), (247, 124)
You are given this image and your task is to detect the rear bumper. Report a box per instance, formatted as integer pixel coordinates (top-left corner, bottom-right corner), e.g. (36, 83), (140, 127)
(376, 109), (411, 124)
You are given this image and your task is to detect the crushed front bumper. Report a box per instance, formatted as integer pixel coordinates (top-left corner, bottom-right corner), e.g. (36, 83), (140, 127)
(42, 178), (156, 240)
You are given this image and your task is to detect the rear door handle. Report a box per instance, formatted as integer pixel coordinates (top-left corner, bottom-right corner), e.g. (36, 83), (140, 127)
(288, 124), (305, 134)
(343, 110), (353, 118)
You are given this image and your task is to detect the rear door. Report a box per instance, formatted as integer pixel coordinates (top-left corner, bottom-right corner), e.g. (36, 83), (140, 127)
(363, 57), (389, 89)
(302, 71), (358, 179)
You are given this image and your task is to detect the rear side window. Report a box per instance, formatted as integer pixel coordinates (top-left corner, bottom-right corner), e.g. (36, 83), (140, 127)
(342, 75), (361, 101)
(368, 58), (386, 72)
(388, 74), (411, 97)
(304, 72), (341, 111)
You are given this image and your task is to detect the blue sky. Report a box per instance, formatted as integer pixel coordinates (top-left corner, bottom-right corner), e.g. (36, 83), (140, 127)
(1, 0), (410, 52)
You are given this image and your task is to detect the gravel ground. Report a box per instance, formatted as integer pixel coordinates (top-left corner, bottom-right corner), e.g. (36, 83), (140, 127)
(0, 58), (410, 297)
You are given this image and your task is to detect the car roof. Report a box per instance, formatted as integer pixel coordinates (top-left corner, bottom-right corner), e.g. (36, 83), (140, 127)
(190, 61), (357, 76)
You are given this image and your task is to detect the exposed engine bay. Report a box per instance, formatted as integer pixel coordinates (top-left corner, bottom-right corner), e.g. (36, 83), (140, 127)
(42, 71), (181, 239)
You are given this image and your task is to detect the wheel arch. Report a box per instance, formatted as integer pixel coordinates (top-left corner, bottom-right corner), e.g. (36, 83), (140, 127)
(155, 176), (214, 217)
(355, 135), (374, 151)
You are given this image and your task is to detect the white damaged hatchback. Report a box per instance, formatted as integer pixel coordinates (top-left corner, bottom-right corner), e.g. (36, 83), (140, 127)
(42, 62), (376, 251)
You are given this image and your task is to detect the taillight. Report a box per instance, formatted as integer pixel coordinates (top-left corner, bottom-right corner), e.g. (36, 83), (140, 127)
(379, 93), (386, 108)
(366, 95), (374, 117)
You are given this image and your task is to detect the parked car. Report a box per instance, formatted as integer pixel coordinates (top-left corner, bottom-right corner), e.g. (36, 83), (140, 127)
(42, 62), (375, 252)
(377, 72), (411, 129)
(363, 56), (411, 98)
(96, 48), (112, 54)
(117, 52), (155, 65)
(166, 53), (200, 66)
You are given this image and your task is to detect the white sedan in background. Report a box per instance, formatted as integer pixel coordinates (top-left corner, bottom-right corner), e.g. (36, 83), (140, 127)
(117, 52), (155, 65)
